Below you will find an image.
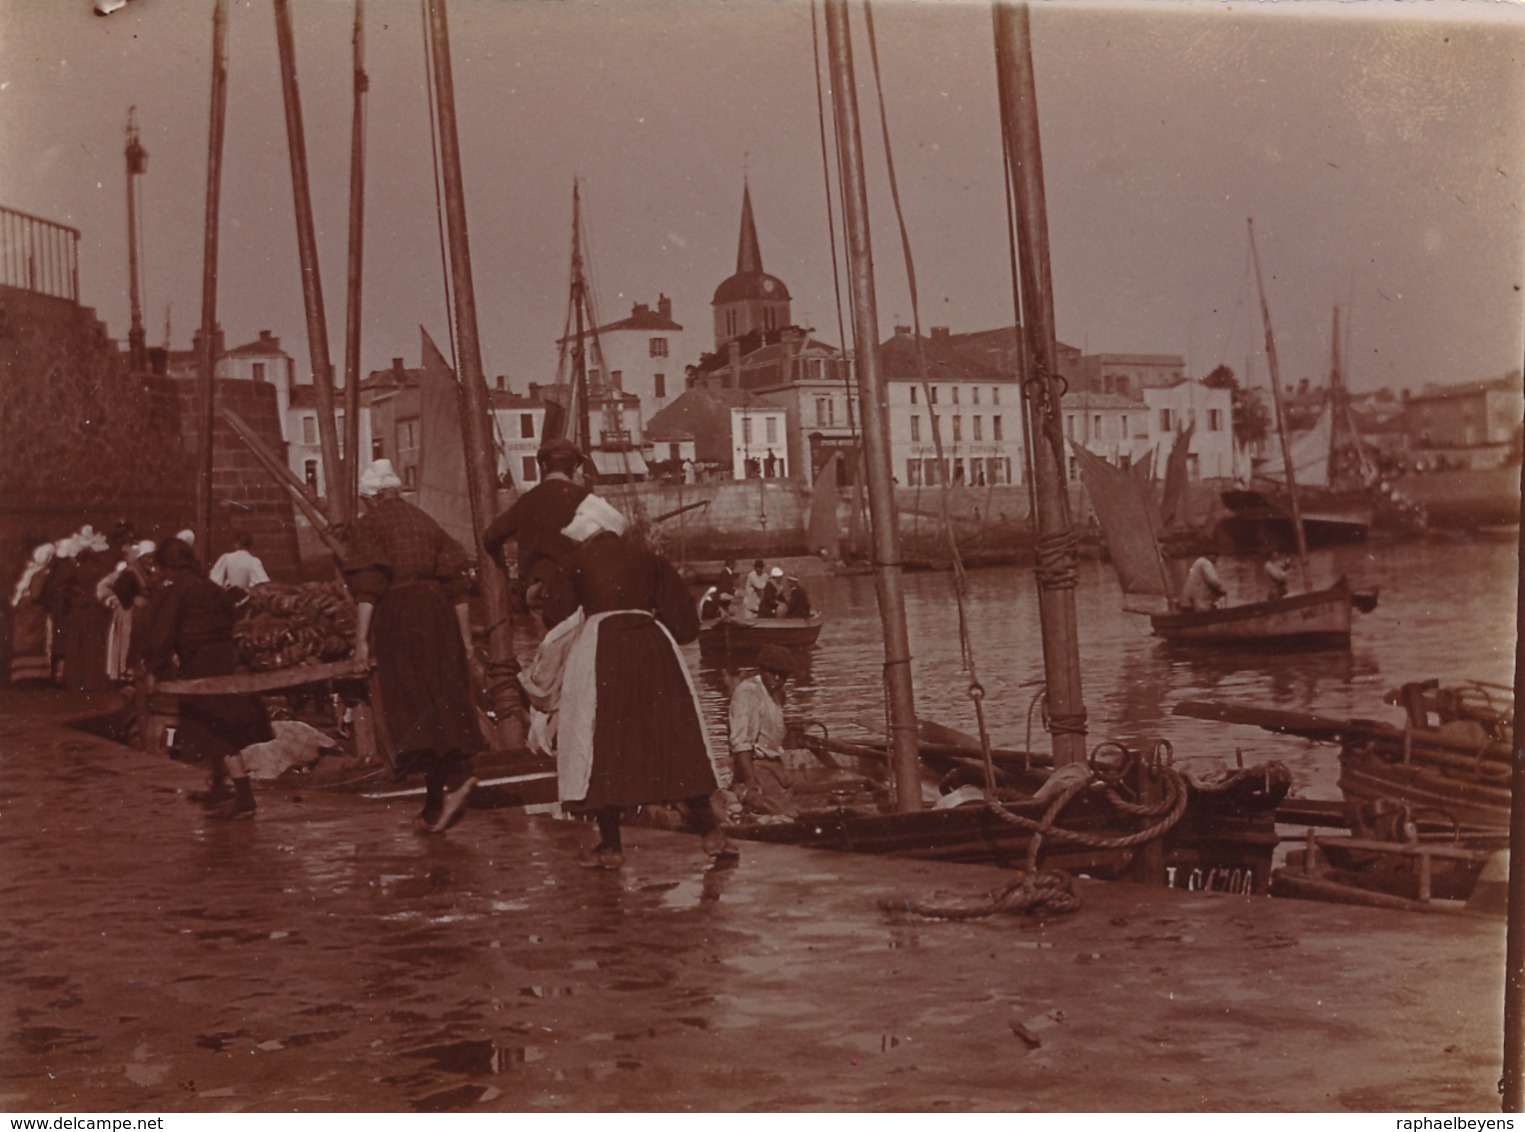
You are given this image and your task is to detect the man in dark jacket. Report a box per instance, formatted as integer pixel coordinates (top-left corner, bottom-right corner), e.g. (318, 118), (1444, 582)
(483, 438), (590, 627)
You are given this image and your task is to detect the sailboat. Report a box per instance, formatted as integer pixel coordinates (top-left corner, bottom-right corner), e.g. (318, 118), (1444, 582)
(1219, 305), (1424, 550)
(1075, 436), (1372, 649)
(719, 1), (1287, 895)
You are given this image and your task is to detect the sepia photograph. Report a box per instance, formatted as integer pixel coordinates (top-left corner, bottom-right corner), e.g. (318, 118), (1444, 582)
(0, 0), (1521, 1115)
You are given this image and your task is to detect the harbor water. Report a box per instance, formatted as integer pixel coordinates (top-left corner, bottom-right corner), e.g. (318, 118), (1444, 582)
(687, 534), (1519, 801)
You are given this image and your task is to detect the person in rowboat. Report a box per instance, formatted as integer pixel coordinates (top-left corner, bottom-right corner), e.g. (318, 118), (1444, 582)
(1181, 551), (1227, 612)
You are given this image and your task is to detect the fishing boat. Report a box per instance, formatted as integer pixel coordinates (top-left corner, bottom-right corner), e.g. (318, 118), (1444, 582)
(1074, 441), (1372, 649)
(1175, 679), (1513, 832)
(1082, 225), (1379, 650)
(707, 2), (1287, 903)
(698, 613), (824, 656)
(1217, 305), (1424, 551)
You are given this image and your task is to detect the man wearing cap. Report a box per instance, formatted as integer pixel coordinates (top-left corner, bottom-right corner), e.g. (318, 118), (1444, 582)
(775, 572), (812, 619)
(728, 644), (802, 818)
(346, 458), (483, 834)
(483, 437), (589, 628)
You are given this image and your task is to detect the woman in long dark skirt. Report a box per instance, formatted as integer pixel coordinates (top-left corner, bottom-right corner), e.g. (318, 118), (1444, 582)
(138, 537), (272, 819)
(553, 494), (734, 867)
(346, 459), (483, 834)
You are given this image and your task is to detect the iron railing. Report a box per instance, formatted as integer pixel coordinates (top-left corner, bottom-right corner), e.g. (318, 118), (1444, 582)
(1, 205), (80, 302)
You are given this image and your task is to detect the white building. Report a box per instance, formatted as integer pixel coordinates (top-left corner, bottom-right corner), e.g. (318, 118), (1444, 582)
(879, 328), (1025, 488)
(558, 295), (685, 436)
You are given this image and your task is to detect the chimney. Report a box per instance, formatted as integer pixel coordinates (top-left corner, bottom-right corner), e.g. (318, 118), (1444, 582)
(528, 382), (540, 399)
(930, 326), (950, 344)
(894, 325), (911, 340)
(658, 294), (672, 321)
(633, 302), (649, 317)
(496, 374), (506, 391)
(258, 329), (276, 347)
(391, 357), (404, 375)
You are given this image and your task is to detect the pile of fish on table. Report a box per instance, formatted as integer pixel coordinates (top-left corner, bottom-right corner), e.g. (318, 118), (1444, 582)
(233, 582), (356, 672)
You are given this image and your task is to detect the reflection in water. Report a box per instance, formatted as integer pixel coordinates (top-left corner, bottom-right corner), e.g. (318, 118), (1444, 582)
(687, 538), (1517, 800)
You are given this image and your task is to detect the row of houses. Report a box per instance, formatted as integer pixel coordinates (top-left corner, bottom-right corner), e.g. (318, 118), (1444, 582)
(152, 184), (1519, 502)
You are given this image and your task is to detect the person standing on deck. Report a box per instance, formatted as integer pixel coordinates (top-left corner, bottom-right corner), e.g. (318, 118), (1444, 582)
(346, 459), (483, 835)
(728, 645), (802, 819)
(552, 494), (734, 868)
(1181, 551), (1228, 612)
(210, 531), (271, 594)
(483, 437), (590, 630)
(138, 536), (271, 819)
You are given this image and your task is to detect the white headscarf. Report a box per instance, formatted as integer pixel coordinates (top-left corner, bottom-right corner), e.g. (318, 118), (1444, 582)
(130, 540), (157, 560)
(12, 543), (56, 607)
(359, 458), (403, 497)
(175, 529), (196, 546)
(561, 494), (628, 543)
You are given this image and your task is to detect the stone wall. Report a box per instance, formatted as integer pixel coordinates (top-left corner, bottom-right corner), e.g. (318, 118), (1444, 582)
(0, 285), (197, 581)
(0, 283), (301, 678)
(169, 377), (303, 582)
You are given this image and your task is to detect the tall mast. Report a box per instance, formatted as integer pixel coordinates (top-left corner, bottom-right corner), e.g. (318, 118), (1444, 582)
(571, 180), (592, 453)
(124, 107), (148, 374)
(993, 1), (1087, 768)
(822, 0), (921, 810)
(341, 0), (368, 523)
(274, 0), (346, 525)
(195, 0), (230, 555)
(1247, 218), (1311, 585)
(424, 0), (522, 745)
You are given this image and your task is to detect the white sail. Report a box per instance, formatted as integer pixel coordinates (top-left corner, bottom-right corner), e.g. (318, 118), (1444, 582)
(1252, 401), (1332, 488)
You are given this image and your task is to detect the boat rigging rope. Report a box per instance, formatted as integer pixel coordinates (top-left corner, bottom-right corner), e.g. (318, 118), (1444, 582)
(419, 1), (459, 376)
(887, 752), (1188, 921)
(861, 1), (999, 791)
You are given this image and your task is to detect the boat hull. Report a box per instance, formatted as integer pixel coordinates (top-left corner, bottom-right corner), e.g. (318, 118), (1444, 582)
(698, 614), (823, 655)
(1149, 579), (1354, 648)
(1337, 745), (1511, 830)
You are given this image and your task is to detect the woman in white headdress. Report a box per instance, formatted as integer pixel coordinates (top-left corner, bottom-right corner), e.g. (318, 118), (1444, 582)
(343, 458), (483, 834)
(9, 542), (57, 683)
(534, 493), (733, 867)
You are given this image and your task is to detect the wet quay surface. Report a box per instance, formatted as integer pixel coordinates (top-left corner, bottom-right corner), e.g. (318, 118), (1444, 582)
(0, 689), (1508, 1112)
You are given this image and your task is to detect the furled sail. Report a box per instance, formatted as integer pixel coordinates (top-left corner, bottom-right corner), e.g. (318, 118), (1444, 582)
(1074, 444), (1173, 610)
(806, 451), (843, 562)
(1253, 401), (1332, 488)
(416, 327), (478, 554)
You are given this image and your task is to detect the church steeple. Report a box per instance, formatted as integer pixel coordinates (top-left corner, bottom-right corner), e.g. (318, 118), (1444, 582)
(712, 182), (792, 351)
(736, 181), (763, 275)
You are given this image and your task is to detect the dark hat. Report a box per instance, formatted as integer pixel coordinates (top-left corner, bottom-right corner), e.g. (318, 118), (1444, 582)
(537, 436), (583, 460)
(757, 645), (797, 675)
(753, 558), (766, 569)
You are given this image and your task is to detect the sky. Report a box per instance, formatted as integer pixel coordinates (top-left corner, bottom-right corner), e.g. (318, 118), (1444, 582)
(2, 0), (1523, 399)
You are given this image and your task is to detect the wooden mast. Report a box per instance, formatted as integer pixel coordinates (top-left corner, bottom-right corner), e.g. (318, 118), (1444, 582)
(424, 0), (523, 746)
(124, 108), (148, 374)
(195, 0), (229, 555)
(273, 0), (346, 526)
(341, 0), (368, 524)
(992, 2), (1087, 768)
(1247, 217), (1312, 586)
(571, 180), (593, 455)
(822, 0), (921, 811)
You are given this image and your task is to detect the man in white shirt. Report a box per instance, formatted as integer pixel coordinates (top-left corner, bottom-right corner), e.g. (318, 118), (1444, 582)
(1181, 552), (1227, 612)
(210, 531), (271, 591)
(728, 645), (801, 818)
